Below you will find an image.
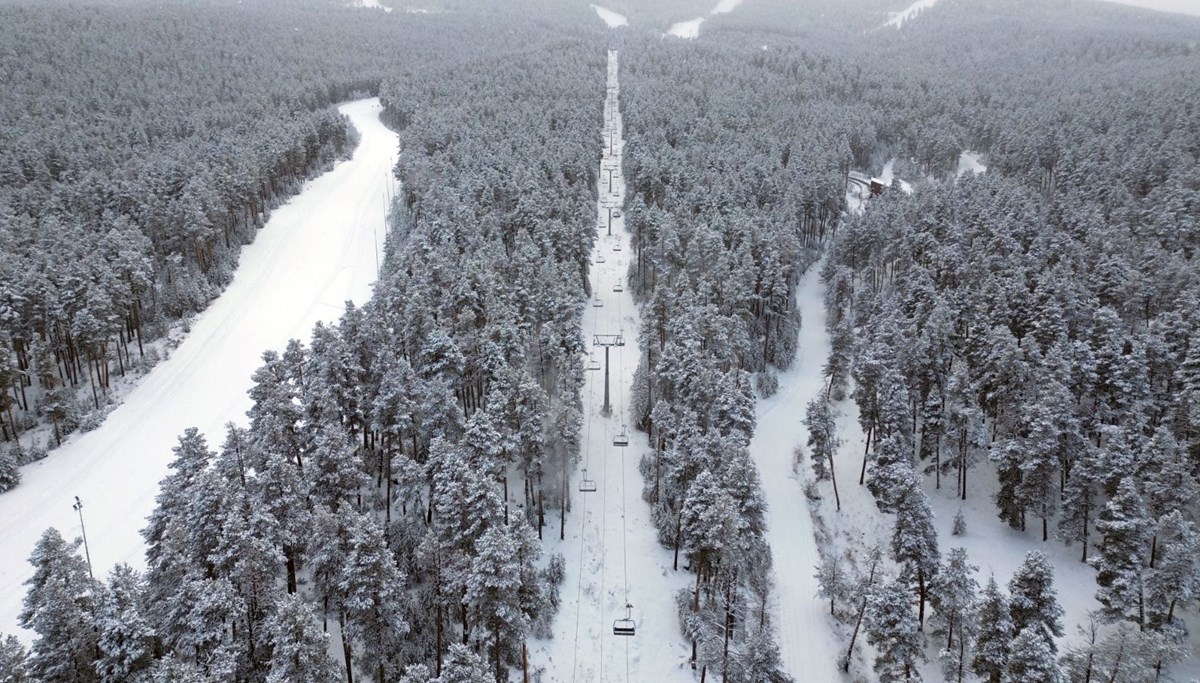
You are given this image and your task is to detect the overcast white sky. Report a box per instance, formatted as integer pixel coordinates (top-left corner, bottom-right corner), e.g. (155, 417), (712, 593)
(1097, 0), (1200, 17)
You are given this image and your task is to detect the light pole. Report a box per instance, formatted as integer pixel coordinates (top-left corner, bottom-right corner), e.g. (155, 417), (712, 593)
(73, 496), (93, 579)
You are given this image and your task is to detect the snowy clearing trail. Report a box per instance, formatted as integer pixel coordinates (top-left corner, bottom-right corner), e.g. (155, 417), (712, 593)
(665, 0), (744, 39)
(748, 261), (844, 682)
(530, 50), (692, 683)
(591, 4), (629, 28)
(0, 98), (397, 639)
(883, 0), (941, 28)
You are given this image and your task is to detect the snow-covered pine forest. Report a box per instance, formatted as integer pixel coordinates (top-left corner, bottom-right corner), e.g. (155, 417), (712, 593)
(2, 0), (1199, 681)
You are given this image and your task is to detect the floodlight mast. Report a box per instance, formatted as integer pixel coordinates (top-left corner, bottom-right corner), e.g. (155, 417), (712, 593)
(593, 334), (625, 415)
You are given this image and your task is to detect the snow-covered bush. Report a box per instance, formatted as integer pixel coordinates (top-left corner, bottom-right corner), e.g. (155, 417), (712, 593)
(755, 370), (779, 398)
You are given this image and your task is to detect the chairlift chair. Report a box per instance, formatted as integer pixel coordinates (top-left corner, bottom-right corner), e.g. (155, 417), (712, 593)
(587, 354), (601, 371)
(613, 425), (629, 447)
(613, 282), (624, 293)
(613, 604), (636, 636)
(593, 297), (604, 307)
(596, 254), (606, 264)
(579, 469), (598, 493)
(613, 242), (622, 252)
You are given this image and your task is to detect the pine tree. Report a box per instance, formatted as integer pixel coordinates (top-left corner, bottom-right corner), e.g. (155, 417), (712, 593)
(1007, 551), (1064, 650)
(0, 635), (30, 683)
(264, 594), (341, 683)
(465, 523), (532, 682)
(1002, 625), (1062, 683)
(805, 397), (841, 510)
(341, 513), (410, 682)
(891, 483), (939, 628)
(94, 564), (154, 683)
(971, 576), (1012, 683)
(18, 528), (100, 683)
(929, 548), (978, 683)
(866, 577), (924, 682)
(0, 447), (20, 493)
(1144, 511), (1199, 630)
(1091, 479), (1152, 626)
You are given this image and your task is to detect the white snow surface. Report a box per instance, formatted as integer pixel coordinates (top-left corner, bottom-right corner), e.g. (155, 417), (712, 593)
(884, 0), (940, 28)
(591, 4), (629, 28)
(355, 0), (393, 11)
(666, 17), (704, 38)
(710, 0), (745, 15)
(877, 158), (913, 194)
(0, 98), (397, 639)
(665, 0), (743, 38)
(956, 150), (987, 177)
(748, 261), (844, 682)
(530, 50), (693, 683)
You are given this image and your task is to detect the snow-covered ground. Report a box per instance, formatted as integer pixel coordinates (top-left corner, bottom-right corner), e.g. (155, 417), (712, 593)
(0, 98), (397, 639)
(354, 0), (392, 11)
(747, 261), (844, 682)
(883, 0), (941, 28)
(666, 17), (704, 39)
(877, 158), (914, 194)
(665, 0), (744, 39)
(591, 4), (629, 28)
(529, 50), (693, 683)
(711, 0), (745, 15)
(956, 150), (986, 177)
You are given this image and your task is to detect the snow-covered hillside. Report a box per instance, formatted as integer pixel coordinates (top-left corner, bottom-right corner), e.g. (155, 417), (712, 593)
(0, 98), (397, 639)
(591, 4), (628, 28)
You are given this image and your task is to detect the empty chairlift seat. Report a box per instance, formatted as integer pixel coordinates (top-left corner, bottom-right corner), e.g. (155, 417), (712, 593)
(593, 297), (604, 307)
(613, 425), (629, 447)
(613, 282), (624, 293)
(587, 354), (601, 371)
(613, 604), (636, 636)
(579, 469), (598, 493)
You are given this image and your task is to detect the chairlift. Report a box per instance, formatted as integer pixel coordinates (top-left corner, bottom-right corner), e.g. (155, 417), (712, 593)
(593, 297), (604, 307)
(613, 282), (624, 293)
(587, 354), (601, 371)
(596, 254), (606, 264)
(613, 425), (629, 447)
(613, 242), (622, 252)
(613, 604), (636, 636)
(579, 469), (598, 493)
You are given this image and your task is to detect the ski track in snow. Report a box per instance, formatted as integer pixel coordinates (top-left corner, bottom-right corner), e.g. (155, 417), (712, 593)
(529, 50), (692, 683)
(749, 260), (844, 682)
(0, 98), (397, 640)
(591, 4), (629, 28)
(884, 0), (940, 28)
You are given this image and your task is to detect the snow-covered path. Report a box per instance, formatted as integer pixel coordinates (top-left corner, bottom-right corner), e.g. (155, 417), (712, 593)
(0, 98), (397, 638)
(748, 261), (844, 682)
(530, 50), (692, 683)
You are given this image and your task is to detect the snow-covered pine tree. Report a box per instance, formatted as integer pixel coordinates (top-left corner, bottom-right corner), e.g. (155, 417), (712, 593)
(1144, 510), (1199, 630)
(891, 483), (939, 628)
(971, 575), (1013, 683)
(866, 577), (925, 682)
(1091, 478), (1152, 626)
(1007, 551), (1064, 650)
(263, 593), (341, 683)
(0, 635), (29, 683)
(929, 548), (978, 683)
(1002, 625), (1062, 683)
(805, 396), (841, 510)
(94, 564), (153, 683)
(18, 528), (100, 683)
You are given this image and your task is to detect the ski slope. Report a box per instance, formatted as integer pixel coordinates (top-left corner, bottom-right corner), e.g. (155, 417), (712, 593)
(530, 50), (692, 683)
(591, 4), (629, 28)
(0, 98), (397, 639)
(748, 260), (844, 682)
